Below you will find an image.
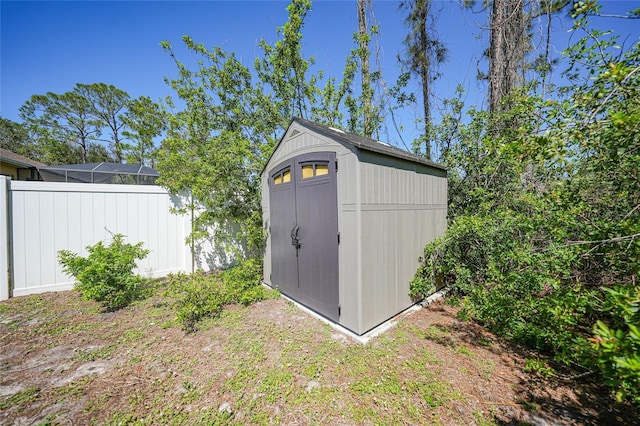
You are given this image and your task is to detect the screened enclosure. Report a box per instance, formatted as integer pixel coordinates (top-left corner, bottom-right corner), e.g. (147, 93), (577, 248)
(38, 163), (159, 185)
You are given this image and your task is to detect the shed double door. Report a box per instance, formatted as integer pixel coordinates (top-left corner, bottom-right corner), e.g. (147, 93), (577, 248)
(269, 152), (339, 321)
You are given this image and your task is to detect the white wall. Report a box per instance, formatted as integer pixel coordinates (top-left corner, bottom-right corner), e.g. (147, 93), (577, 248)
(2, 180), (224, 300)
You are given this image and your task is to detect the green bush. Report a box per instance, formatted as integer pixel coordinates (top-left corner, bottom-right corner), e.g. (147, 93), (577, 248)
(58, 234), (149, 310)
(591, 285), (640, 405)
(221, 257), (270, 306)
(410, 209), (596, 359)
(165, 258), (274, 332)
(164, 272), (226, 332)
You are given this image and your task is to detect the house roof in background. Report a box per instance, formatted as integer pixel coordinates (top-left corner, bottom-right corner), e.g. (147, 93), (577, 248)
(0, 148), (47, 168)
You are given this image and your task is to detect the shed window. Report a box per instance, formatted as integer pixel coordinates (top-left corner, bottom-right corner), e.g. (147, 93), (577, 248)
(302, 165), (314, 179)
(273, 168), (291, 185)
(315, 164), (329, 176)
(301, 162), (329, 180)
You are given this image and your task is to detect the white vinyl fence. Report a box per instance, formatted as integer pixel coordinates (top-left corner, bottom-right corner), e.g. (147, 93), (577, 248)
(0, 177), (227, 300)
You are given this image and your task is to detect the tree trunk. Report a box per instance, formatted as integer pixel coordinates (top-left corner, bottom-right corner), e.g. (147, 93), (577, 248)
(489, 0), (526, 113)
(358, 0), (372, 137)
(417, 1), (431, 159)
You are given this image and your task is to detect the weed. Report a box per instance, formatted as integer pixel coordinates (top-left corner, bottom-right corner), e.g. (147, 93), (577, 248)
(414, 324), (453, 346)
(518, 398), (541, 413)
(478, 337), (494, 347)
(75, 346), (113, 361)
(456, 307), (472, 322)
(455, 345), (474, 357)
(83, 392), (111, 414)
(473, 409), (498, 425)
(479, 359), (496, 380)
(44, 322), (99, 336)
(55, 382), (86, 403)
(0, 387), (40, 411)
(35, 413), (60, 426)
(160, 320), (175, 329)
(256, 368), (295, 403)
(128, 355), (143, 364)
(120, 328), (144, 344)
(524, 358), (555, 379)
(180, 380), (203, 404)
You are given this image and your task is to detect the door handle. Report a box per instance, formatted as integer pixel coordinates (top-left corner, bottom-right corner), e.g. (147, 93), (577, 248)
(291, 225), (301, 249)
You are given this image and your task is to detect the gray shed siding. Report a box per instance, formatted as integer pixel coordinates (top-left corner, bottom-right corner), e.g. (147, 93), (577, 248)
(356, 153), (447, 333)
(262, 120), (447, 335)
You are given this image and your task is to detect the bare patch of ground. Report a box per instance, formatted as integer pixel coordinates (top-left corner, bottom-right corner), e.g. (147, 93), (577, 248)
(0, 289), (637, 425)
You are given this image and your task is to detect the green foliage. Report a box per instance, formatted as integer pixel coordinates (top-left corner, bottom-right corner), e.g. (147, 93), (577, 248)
(221, 257), (271, 306)
(78, 82), (130, 163)
(591, 285), (640, 405)
(411, 1), (640, 405)
(158, 34), (283, 257)
(399, 0), (447, 158)
(524, 358), (555, 379)
(18, 83), (162, 166)
(0, 387), (40, 411)
(158, 0), (390, 257)
(0, 117), (37, 160)
(20, 86), (103, 164)
(164, 272), (226, 333)
(58, 234), (149, 310)
(121, 96), (166, 166)
(411, 209), (593, 357)
(165, 258), (274, 332)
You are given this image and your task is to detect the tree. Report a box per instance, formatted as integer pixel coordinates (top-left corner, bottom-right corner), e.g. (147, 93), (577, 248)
(399, 0), (447, 159)
(487, 0), (527, 113)
(19, 88), (104, 164)
(121, 96), (166, 166)
(80, 83), (130, 162)
(158, 38), (272, 256)
(254, 0), (319, 124)
(0, 117), (37, 159)
(357, 0), (374, 137)
(412, 0), (640, 405)
(158, 0), (327, 256)
(471, 0), (572, 113)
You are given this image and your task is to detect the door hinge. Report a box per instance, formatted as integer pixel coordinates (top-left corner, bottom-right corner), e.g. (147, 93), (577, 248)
(337, 232), (340, 245)
(335, 159), (338, 172)
(338, 305), (341, 317)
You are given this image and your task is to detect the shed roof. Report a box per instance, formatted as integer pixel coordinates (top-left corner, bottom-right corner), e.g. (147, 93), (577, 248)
(0, 148), (47, 168)
(270, 117), (446, 171)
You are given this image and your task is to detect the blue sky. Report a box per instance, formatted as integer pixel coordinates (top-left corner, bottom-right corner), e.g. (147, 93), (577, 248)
(1, 0), (639, 146)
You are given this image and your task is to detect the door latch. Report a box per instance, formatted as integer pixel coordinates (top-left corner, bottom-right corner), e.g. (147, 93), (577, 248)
(291, 225), (301, 255)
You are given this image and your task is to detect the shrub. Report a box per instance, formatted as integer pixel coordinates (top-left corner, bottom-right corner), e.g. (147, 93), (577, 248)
(58, 234), (149, 310)
(221, 257), (270, 306)
(410, 209), (595, 358)
(164, 272), (226, 332)
(165, 258), (275, 332)
(590, 285), (640, 405)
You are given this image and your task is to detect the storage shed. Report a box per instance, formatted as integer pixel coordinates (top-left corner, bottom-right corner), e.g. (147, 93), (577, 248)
(261, 118), (447, 335)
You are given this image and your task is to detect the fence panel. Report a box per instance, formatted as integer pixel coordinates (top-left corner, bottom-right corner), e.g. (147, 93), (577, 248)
(7, 181), (192, 298)
(0, 177), (9, 300)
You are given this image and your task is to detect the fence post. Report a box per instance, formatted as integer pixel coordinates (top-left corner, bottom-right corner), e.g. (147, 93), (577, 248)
(0, 177), (10, 300)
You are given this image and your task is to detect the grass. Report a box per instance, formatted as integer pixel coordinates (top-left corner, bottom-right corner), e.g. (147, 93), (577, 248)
(0, 387), (40, 411)
(2, 281), (634, 425)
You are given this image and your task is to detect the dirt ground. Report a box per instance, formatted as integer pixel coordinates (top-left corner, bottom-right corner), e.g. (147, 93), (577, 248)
(1, 289), (638, 425)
